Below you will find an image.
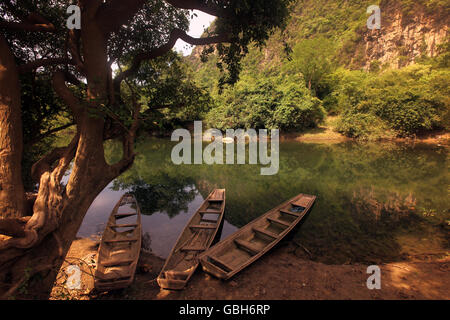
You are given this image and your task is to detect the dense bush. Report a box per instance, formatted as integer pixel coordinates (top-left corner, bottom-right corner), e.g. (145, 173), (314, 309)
(205, 74), (326, 130)
(334, 65), (449, 139)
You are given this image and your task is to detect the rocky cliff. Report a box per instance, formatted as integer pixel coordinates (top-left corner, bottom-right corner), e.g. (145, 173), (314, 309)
(360, 0), (449, 69)
(188, 0), (449, 71)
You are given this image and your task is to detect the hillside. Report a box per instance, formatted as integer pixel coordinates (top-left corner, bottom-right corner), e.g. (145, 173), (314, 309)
(185, 0), (449, 140)
(189, 0), (449, 71)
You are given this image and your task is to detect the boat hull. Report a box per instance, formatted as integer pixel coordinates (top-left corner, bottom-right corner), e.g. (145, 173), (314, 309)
(157, 189), (226, 290)
(199, 193), (316, 280)
(94, 194), (142, 291)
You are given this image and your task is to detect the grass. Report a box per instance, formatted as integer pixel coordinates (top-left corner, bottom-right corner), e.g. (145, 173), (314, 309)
(291, 115), (349, 143)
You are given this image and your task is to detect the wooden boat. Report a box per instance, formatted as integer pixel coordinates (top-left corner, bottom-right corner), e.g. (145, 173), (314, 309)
(157, 189), (226, 290)
(199, 193), (316, 280)
(94, 193), (142, 291)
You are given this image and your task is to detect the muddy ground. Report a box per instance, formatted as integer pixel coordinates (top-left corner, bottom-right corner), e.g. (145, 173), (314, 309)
(50, 238), (449, 300)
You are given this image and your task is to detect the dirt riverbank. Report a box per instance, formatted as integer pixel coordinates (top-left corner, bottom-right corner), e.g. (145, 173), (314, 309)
(282, 117), (450, 146)
(50, 238), (449, 300)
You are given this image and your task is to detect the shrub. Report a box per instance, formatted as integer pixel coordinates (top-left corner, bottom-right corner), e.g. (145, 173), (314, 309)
(206, 74), (325, 131)
(333, 65), (449, 138)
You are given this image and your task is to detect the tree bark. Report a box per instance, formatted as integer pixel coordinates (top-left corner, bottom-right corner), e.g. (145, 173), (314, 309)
(0, 0), (236, 299)
(0, 177), (112, 299)
(0, 7), (122, 298)
(0, 35), (26, 219)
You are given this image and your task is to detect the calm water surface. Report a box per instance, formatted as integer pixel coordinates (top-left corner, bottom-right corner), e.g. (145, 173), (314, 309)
(77, 138), (449, 264)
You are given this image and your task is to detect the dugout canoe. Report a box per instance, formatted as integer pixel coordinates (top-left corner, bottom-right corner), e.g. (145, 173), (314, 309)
(199, 193), (316, 280)
(157, 189), (226, 290)
(94, 193), (142, 290)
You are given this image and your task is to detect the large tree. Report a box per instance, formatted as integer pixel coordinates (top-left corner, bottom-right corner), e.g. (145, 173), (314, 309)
(0, 0), (291, 298)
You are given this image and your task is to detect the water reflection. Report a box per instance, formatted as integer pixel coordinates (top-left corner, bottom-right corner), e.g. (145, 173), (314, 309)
(78, 138), (449, 264)
(112, 176), (197, 217)
(77, 183), (238, 258)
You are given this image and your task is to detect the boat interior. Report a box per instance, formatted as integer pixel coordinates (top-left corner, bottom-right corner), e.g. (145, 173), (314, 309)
(95, 195), (141, 288)
(158, 189), (225, 285)
(202, 194), (314, 278)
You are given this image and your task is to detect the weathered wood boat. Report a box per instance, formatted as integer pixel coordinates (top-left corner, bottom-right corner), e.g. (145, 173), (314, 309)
(157, 189), (226, 290)
(199, 193), (316, 280)
(94, 193), (142, 291)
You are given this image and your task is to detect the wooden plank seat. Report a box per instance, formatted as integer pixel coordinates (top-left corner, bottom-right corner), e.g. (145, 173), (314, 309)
(234, 239), (260, 255)
(97, 275), (131, 282)
(199, 210), (222, 214)
(267, 217), (290, 227)
(253, 227), (278, 239)
(102, 259), (134, 267)
(104, 238), (138, 244)
(181, 246), (207, 252)
(109, 224), (138, 229)
(207, 256), (233, 272)
(279, 209), (301, 217)
(189, 224), (217, 230)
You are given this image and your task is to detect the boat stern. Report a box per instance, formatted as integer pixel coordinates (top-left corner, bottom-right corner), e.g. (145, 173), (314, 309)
(157, 275), (188, 290)
(199, 256), (230, 280)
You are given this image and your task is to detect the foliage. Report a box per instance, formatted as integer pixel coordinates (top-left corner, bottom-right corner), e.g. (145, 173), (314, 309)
(283, 37), (336, 98)
(188, 0), (448, 140)
(20, 73), (73, 190)
(334, 65), (449, 138)
(205, 73), (325, 131)
(0, 0), (294, 189)
(203, 0), (294, 88)
(122, 52), (214, 133)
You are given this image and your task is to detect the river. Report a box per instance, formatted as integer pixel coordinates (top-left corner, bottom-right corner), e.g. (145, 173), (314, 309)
(76, 137), (449, 264)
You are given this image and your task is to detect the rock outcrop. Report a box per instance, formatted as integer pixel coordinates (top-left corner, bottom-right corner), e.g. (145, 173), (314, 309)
(361, 1), (448, 69)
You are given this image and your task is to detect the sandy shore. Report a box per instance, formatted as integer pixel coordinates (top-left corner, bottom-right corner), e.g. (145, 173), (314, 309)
(51, 238), (449, 300)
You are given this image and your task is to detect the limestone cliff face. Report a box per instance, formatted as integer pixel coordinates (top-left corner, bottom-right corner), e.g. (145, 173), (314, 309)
(187, 0), (449, 71)
(360, 1), (448, 69)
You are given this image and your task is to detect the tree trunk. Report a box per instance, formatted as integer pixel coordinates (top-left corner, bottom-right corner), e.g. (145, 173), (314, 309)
(0, 174), (112, 299)
(0, 3), (138, 298)
(0, 35), (26, 219)
(0, 11), (124, 298)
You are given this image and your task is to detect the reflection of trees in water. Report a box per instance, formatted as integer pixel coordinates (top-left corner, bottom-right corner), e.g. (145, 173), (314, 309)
(112, 174), (197, 217)
(105, 138), (448, 264)
(351, 187), (419, 230)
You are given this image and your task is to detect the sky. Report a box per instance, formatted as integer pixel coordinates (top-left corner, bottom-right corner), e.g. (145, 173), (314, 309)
(173, 10), (216, 56)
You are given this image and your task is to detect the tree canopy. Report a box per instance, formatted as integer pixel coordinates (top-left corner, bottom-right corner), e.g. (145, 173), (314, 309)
(0, 0), (293, 298)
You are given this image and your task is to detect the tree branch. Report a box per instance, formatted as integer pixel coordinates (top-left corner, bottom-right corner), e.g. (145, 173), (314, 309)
(0, 20), (55, 33)
(0, 217), (30, 238)
(30, 130), (80, 183)
(114, 28), (230, 88)
(52, 71), (84, 123)
(67, 30), (85, 74)
(109, 81), (141, 175)
(165, 0), (229, 18)
(17, 58), (72, 73)
(26, 123), (75, 147)
(30, 147), (68, 183)
(1, 1), (57, 32)
(97, 0), (147, 35)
